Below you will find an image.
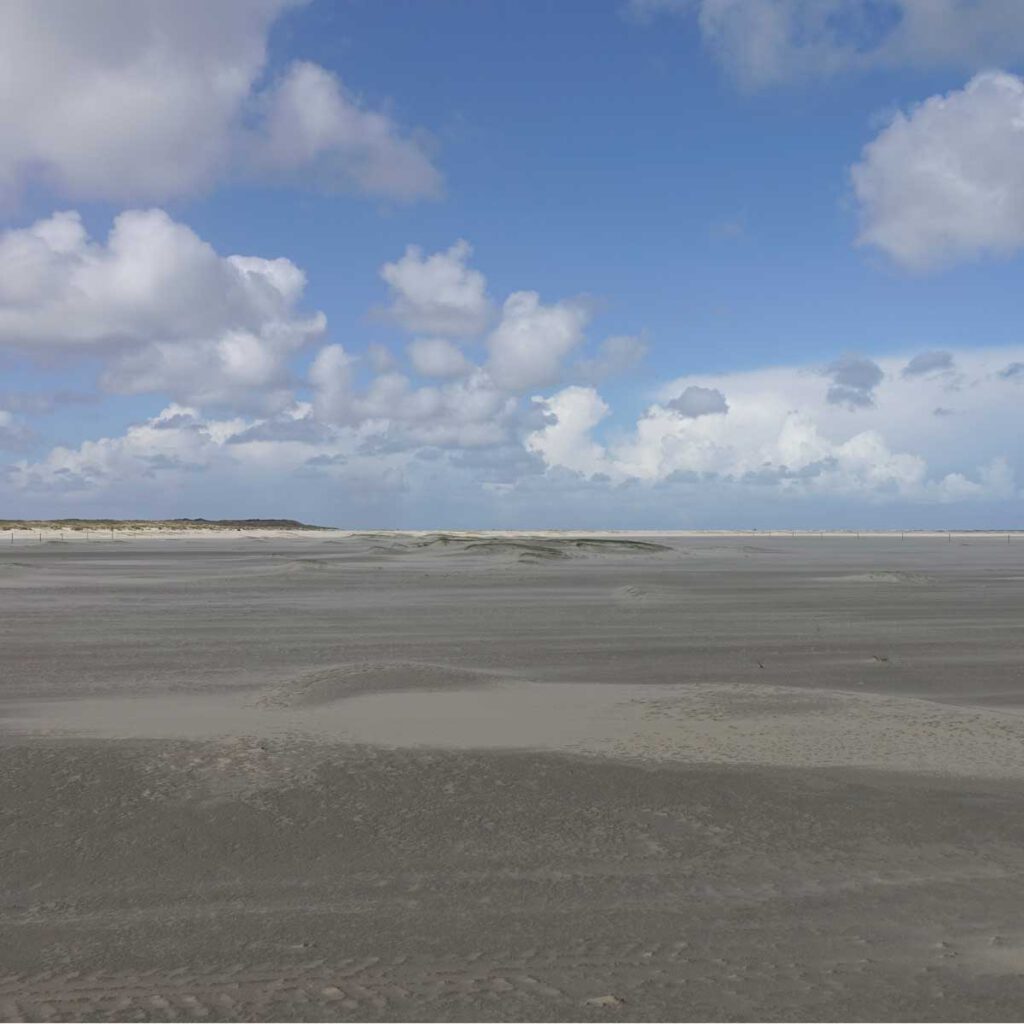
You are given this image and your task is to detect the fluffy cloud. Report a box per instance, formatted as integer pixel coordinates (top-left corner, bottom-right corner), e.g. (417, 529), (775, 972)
(526, 386), (611, 477)
(309, 345), (356, 424)
(526, 345), (1023, 505)
(902, 350), (954, 376)
(0, 0), (439, 205)
(250, 61), (441, 201)
(486, 292), (590, 392)
(407, 338), (472, 378)
(309, 341), (518, 449)
(824, 354), (883, 408)
(7, 391), (518, 505)
(630, 1), (1024, 88)
(8, 345), (1023, 524)
(6, 400), (412, 518)
(667, 385), (729, 418)
(0, 231), (619, 464)
(0, 209), (325, 410)
(573, 335), (648, 383)
(381, 241), (491, 337)
(0, 409), (32, 451)
(9, 405), (235, 494)
(380, 241), (596, 397)
(851, 72), (1024, 270)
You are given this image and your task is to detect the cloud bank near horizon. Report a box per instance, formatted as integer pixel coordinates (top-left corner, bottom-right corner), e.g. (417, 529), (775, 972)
(6, 245), (1021, 524)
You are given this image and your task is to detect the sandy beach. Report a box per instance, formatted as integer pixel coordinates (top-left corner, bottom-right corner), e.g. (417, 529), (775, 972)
(2, 531), (1024, 1020)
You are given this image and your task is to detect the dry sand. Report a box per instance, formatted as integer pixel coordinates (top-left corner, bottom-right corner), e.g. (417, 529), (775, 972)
(1, 531), (1024, 1020)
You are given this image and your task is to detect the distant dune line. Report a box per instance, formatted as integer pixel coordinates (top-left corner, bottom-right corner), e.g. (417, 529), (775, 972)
(0, 522), (1020, 539)
(0, 517), (325, 531)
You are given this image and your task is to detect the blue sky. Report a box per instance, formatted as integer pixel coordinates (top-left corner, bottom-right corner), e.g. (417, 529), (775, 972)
(1, 0), (1022, 527)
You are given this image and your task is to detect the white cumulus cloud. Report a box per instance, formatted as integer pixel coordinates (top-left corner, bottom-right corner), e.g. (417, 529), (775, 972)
(309, 344), (356, 425)
(0, 209), (325, 410)
(407, 338), (472, 378)
(573, 334), (648, 384)
(0, 0), (440, 205)
(486, 292), (590, 393)
(630, 0), (1024, 88)
(249, 61), (442, 201)
(380, 241), (492, 338)
(526, 386), (611, 477)
(526, 345), (1023, 505)
(851, 71), (1024, 270)
(309, 338), (518, 449)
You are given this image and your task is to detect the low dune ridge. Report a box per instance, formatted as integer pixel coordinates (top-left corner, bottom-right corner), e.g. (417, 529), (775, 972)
(354, 531), (675, 563)
(255, 661), (509, 708)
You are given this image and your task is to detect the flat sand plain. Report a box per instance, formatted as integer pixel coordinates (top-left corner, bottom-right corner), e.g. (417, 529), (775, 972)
(2, 531), (1024, 1021)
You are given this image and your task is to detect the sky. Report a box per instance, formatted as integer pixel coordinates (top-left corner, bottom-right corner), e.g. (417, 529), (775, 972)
(0, 0), (1022, 529)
